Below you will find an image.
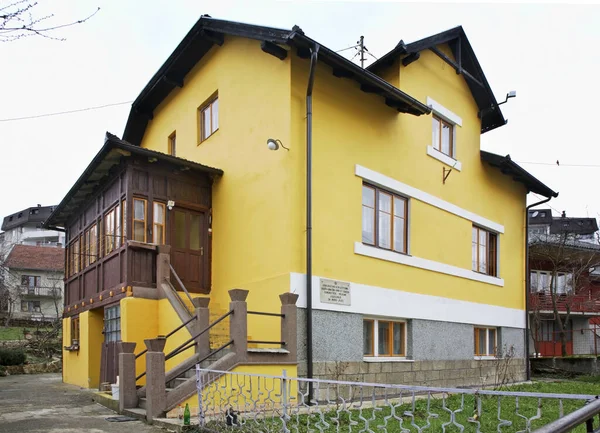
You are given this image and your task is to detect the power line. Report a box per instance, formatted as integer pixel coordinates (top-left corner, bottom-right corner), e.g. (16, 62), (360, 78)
(532, 193), (562, 216)
(0, 100), (133, 122)
(516, 161), (600, 168)
(335, 44), (359, 53)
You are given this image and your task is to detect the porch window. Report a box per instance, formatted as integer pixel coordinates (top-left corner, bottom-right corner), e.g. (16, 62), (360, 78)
(121, 199), (127, 241)
(363, 318), (406, 358)
(21, 275), (41, 289)
(84, 224), (97, 267)
(474, 327), (497, 357)
(472, 226), (498, 276)
(104, 205), (121, 255)
(199, 94), (219, 142)
(133, 198), (147, 242)
(362, 183), (408, 254)
(153, 202), (166, 244)
(69, 237), (80, 276)
(530, 270), (573, 294)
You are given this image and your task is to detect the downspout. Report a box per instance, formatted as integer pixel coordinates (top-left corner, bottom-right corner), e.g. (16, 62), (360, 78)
(306, 43), (319, 395)
(525, 195), (553, 380)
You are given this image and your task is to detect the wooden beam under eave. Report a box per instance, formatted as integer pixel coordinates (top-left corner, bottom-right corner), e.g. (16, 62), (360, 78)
(401, 52), (420, 67)
(360, 84), (380, 94)
(332, 68), (353, 78)
(163, 75), (183, 88)
(200, 29), (224, 46)
(261, 41), (287, 60)
(429, 46), (484, 88)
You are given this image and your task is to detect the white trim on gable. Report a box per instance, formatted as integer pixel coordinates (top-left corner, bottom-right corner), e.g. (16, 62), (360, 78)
(427, 97), (463, 126)
(355, 164), (504, 234)
(427, 145), (462, 171)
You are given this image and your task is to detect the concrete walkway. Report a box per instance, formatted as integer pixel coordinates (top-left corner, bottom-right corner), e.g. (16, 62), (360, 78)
(0, 373), (165, 432)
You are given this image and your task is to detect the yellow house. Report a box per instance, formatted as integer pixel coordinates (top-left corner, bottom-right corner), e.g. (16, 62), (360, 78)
(45, 17), (556, 417)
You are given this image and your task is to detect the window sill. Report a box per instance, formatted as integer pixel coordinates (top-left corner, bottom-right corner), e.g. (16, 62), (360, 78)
(64, 345), (79, 352)
(198, 128), (219, 145)
(355, 242), (504, 287)
(427, 146), (462, 171)
(363, 357), (413, 363)
(474, 356), (496, 360)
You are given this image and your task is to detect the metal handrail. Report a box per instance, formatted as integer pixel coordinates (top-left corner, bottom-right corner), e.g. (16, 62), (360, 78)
(168, 263), (195, 309)
(135, 315), (198, 359)
(247, 310), (285, 318)
(164, 310), (233, 361)
(532, 397), (600, 433)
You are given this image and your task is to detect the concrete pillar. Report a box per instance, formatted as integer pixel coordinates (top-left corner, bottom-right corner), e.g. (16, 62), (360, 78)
(144, 337), (167, 422)
(118, 342), (138, 412)
(192, 297), (210, 359)
(228, 289), (248, 362)
(280, 293), (299, 362)
(156, 245), (171, 299)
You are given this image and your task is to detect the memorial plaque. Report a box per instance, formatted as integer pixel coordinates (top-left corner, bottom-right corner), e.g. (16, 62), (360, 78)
(320, 279), (351, 306)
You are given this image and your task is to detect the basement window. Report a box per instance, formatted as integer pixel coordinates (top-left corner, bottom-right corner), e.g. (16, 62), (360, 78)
(363, 318), (407, 358)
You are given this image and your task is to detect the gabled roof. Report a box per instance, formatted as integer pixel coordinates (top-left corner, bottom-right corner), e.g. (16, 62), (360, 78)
(5, 245), (64, 272)
(550, 217), (598, 236)
(368, 26), (505, 134)
(528, 208), (553, 225)
(1, 205), (57, 232)
(44, 133), (223, 230)
(122, 15), (431, 146)
(480, 151), (558, 198)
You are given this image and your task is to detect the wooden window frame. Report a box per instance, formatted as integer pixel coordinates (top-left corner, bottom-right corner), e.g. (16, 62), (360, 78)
(21, 275), (41, 288)
(121, 199), (127, 242)
(474, 327), (497, 357)
(432, 114), (454, 158)
(104, 205), (119, 256)
(71, 316), (80, 345)
(364, 318), (407, 358)
(199, 94), (219, 143)
(153, 202), (166, 245)
(133, 198), (147, 243)
(472, 226), (498, 277)
(362, 183), (408, 254)
(168, 131), (176, 156)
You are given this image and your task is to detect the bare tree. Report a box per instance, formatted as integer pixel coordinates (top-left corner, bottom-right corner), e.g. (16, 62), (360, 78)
(0, 0), (99, 42)
(529, 229), (600, 356)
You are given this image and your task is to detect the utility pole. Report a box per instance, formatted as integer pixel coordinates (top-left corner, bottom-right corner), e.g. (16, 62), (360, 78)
(358, 35), (365, 68)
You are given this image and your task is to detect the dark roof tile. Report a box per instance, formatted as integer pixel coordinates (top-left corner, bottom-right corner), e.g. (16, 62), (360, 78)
(4, 245), (64, 272)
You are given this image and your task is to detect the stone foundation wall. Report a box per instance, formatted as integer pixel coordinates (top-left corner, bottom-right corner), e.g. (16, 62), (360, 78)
(299, 358), (527, 388)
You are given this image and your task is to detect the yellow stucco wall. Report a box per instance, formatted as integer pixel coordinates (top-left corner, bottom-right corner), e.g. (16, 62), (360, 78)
(62, 310), (103, 388)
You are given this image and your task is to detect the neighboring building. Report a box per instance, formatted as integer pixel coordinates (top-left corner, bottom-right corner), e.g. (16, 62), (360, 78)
(1, 244), (64, 322)
(46, 17), (557, 415)
(0, 205), (65, 255)
(528, 210), (600, 356)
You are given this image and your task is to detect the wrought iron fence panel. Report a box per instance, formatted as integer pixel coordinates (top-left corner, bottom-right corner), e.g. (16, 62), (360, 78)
(195, 367), (598, 433)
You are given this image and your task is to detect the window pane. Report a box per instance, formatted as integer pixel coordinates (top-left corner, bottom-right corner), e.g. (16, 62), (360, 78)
(530, 272), (538, 291)
(122, 200), (127, 239)
(488, 329), (496, 355)
(363, 321), (373, 355)
(478, 245), (487, 273)
(190, 214), (201, 250)
(441, 122), (452, 156)
(378, 322), (390, 355)
(393, 197), (405, 217)
(133, 221), (145, 242)
(393, 322), (404, 355)
(432, 117), (440, 151)
(134, 200), (145, 221)
(115, 206), (121, 248)
(478, 329), (486, 355)
(203, 107), (211, 139)
(472, 239), (478, 271)
(154, 203), (165, 224)
(488, 233), (497, 276)
(393, 216), (405, 253)
(212, 98), (219, 131)
(378, 192), (392, 249)
(378, 192), (391, 213)
(362, 186), (375, 207)
(556, 274), (566, 294)
(153, 225), (164, 245)
(174, 211), (186, 248)
(362, 206), (375, 244)
(540, 273), (549, 291)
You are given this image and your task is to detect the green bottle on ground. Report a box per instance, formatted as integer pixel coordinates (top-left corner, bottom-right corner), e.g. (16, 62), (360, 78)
(183, 403), (190, 425)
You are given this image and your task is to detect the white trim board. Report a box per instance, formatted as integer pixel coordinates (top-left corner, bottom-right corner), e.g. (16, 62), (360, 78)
(290, 273), (525, 329)
(355, 164), (504, 234)
(427, 146), (462, 171)
(427, 97), (462, 126)
(355, 242), (504, 287)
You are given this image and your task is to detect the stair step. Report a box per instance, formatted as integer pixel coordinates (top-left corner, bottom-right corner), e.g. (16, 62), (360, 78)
(139, 397), (147, 410)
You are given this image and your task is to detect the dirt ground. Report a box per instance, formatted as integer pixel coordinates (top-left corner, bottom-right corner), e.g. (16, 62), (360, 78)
(0, 373), (165, 432)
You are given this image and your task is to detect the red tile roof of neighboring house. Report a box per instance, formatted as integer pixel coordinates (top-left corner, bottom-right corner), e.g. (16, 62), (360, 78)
(4, 245), (64, 272)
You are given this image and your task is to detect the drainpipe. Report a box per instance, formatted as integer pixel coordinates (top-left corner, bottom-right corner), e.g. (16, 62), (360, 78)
(525, 195), (553, 380)
(306, 43), (319, 397)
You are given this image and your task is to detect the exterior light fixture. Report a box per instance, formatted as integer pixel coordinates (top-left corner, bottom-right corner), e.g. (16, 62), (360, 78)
(267, 138), (289, 151)
(497, 90), (517, 106)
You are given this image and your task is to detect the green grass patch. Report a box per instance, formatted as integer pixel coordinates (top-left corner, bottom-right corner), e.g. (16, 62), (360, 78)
(0, 326), (61, 341)
(197, 380), (600, 433)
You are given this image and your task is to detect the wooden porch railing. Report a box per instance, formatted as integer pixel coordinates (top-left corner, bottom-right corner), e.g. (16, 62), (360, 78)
(529, 292), (600, 313)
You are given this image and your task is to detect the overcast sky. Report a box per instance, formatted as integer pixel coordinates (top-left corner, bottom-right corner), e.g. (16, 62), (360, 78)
(1, 1), (599, 225)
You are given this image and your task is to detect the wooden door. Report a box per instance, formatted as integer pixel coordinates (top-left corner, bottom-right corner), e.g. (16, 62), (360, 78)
(170, 207), (209, 293)
(99, 305), (121, 385)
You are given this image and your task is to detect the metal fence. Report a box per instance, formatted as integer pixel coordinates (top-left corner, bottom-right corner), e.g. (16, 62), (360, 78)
(531, 327), (600, 357)
(195, 367), (600, 432)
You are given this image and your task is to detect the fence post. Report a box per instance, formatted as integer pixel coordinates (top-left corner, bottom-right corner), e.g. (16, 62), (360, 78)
(229, 289), (249, 361)
(280, 293), (299, 361)
(192, 297), (210, 359)
(282, 369), (289, 421)
(118, 342), (138, 412)
(144, 337), (167, 423)
(196, 364), (205, 428)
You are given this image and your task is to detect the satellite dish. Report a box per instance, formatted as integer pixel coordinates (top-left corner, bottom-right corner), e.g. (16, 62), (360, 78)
(532, 211), (539, 217)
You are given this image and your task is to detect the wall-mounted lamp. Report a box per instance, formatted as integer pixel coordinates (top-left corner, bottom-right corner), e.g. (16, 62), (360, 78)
(167, 200), (175, 210)
(497, 90), (517, 106)
(267, 138), (289, 151)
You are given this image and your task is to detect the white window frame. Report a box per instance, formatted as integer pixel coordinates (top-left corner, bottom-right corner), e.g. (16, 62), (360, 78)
(530, 270), (573, 294)
(474, 326), (497, 359)
(363, 317), (408, 361)
(427, 97), (462, 171)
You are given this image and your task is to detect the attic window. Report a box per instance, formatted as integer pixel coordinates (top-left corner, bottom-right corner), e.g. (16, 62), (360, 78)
(199, 93), (219, 143)
(426, 97), (463, 171)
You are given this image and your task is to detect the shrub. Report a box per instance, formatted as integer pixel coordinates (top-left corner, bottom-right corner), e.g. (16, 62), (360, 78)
(0, 348), (26, 366)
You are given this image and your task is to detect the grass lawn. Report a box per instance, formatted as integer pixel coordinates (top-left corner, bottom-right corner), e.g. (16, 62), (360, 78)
(0, 326), (60, 341)
(199, 377), (600, 433)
